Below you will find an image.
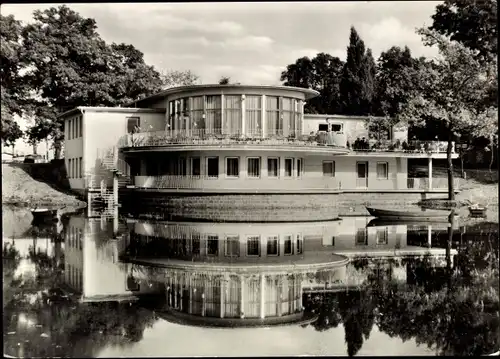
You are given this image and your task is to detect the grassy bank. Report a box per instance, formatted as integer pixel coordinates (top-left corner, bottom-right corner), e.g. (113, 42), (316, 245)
(2, 163), (86, 210)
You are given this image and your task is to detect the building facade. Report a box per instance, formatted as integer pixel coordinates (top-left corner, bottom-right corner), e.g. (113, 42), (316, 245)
(58, 84), (459, 210)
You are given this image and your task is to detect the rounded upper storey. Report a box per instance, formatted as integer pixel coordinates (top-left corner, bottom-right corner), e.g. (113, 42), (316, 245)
(129, 84), (319, 108)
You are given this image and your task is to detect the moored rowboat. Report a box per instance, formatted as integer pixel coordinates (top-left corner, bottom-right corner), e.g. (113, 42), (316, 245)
(366, 206), (456, 221)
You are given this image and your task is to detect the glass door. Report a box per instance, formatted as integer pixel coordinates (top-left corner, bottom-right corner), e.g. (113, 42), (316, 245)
(356, 161), (368, 188)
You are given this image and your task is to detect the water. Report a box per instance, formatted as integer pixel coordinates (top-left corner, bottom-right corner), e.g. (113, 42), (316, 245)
(2, 206), (499, 357)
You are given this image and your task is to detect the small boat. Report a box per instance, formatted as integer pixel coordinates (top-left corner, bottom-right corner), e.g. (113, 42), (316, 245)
(366, 218), (454, 227)
(468, 204), (487, 217)
(366, 206), (456, 221)
(31, 208), (58, 221)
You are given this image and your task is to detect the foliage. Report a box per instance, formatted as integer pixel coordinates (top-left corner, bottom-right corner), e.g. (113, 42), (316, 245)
(161, 69), (199, 89)
(218, 76), (231, 85)
(429, 0), (498, 63)
(339, 26), (376, 116)
(0, 15), (28, 147)
(280, 53), (344, 114)
(399, 28), (497, 200)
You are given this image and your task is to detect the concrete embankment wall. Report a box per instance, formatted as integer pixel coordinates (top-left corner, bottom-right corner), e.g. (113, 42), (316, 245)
(120, 190), (447, 221)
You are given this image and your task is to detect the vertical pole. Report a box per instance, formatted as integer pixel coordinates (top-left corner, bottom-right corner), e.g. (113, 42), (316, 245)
(428, 157), (433, 190)
(241, 95), (246, 137)
(221, 94), (225, 135)
(240, 275), (245, 318)
(220, 276), (225, 319)
(260, 274), (266, 319)
(261, 95), (266, 138)
(87, 191), (91, 217)
(427, 225), (432, 248)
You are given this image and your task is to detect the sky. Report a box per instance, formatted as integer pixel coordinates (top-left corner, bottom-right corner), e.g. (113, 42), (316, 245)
(2, 1), (441, 85)
(1, 1), (442, 155)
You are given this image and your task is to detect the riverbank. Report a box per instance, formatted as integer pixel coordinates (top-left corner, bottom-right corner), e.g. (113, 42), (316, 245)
(2, 163), (86, 210)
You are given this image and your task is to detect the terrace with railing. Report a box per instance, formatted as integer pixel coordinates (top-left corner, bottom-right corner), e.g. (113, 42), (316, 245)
(134, 175), (342, 191)
(117, 129), (348, 149)
(117, 129), (455, 154)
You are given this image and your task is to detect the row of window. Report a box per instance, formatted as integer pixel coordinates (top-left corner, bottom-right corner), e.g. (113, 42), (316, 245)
(67, 226), (83, 250)
(134, 233), (303, 257)
(149, 156), (305, 178)
(65, 264), (82, 290)
(68, 157), (83, 179)
(168, 95), (303, 134)
(66, 115), (83, 140)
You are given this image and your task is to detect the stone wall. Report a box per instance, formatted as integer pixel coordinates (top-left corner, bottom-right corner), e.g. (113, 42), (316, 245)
(119, 190), (448, 222)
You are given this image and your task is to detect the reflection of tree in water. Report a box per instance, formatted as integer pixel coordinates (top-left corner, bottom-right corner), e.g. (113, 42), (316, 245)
(3, 291), (159, 357)
(304, 250), (499, 356)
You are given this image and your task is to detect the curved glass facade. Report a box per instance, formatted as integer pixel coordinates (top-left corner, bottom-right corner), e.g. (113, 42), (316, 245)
(168, 94), (303, 138)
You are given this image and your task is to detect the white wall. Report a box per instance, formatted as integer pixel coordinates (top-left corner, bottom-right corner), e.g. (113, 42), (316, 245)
(83, 110), (165, 187)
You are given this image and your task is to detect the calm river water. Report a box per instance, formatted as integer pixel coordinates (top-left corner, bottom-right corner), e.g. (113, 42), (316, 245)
(2, 206), (499, 357)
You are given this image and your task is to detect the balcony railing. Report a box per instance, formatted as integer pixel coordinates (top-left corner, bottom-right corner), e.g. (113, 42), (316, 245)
(134, 175), (341, 191)
(351, 139), (455, 154)
(117, 129), (348, 149)
(407, 177), (460, 190)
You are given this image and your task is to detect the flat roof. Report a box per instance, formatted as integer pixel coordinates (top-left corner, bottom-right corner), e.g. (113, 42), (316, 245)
(57, 106), (165, 119)
(125, 84), (320, 107)
(304, 114), (389, 121)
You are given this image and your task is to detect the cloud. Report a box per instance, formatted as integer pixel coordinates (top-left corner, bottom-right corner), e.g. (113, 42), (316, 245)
(216, 35), (274, 51)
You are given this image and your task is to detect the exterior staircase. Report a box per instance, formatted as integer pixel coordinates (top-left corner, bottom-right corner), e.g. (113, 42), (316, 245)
(98, 147), (132, 189)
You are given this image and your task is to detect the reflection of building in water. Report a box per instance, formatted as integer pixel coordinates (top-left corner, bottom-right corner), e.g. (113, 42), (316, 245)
(127, 216), (454, 262)
(63, 214), (162, 301)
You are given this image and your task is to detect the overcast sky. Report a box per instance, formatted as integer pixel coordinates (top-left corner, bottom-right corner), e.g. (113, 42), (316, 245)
(3, 2), (442, 85)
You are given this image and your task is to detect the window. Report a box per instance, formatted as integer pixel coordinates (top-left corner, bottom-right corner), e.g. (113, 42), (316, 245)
(79, 116), (83, 137)
(318, 124), (329, 132)
(356, 228), (367, 245)
(191, 157), (201, 176)
(331, 124), (342, 132)
(377, 162), (389, 179)
(224, 95), (242, 135)
(282, 97), (295, 136)
(68, 159), (72, 178)
(296, 234), (303, 254)
(207, 157), (219, 177)
(225, 235), (240, 257)
(267, 236), (279, 256)
(127, 117), (140, 134)
(322, 161), (335, 177)
(284, 235), (293, 255)
(179, 158), (187, 176)
(245, 95), (262, 137)
(376, 228), (389, 245)
(207, 235), (219, 256)
(266, 96), (281, 135)
(268, 157), (279, 177)
(192, 234), (201, 255)
(191, 96), (204, 131)
(205, 95), (222, 134)
(284, 158), (293, 177)
(79, 157), (83, 178)
(296, 158), (303, 177)
(247, 236), (260, 256)
(226, 157), (239, 177)
(247, 157), (260, 177)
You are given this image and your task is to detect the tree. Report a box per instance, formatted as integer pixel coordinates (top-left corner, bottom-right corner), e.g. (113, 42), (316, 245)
(280, 53), (344, 114)
(1, 15), (29, 150)
(339, 26), (376, 115)
(19, 6), (166, 158)
(218, 76), (230, 85)
(399, 28), (498, 201)
(429, 0), (498, 63)
(160, 69), (200, 89)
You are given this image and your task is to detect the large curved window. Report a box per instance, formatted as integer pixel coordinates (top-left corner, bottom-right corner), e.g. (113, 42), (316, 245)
(266, 96), (281, 136)
(191, 96), (204, 134)
(224, 95), (241, 135)
(282, 98), (295, 137)
(245, 95), (262, 137)
(206, 95), (222, 134)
